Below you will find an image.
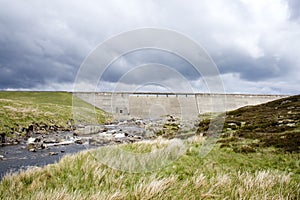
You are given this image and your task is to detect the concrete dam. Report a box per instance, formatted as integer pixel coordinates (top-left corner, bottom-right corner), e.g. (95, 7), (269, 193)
(74, 92), (288, 120)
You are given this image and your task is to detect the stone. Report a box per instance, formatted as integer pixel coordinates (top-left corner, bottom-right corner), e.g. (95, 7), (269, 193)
(115, 133), (126, 138)
(74, 139), (83, 144)
(0, 133), (5, 145)
(135, 119), (145, 126)
(287, 106), (295, 110)
(133, 135), (142, 139)
(27, 143), (35, 149)
(44, 140), (73, 147)
(75, 124), (106, 135)
(287, 123), (296, 127)
(29, 148), (36, 152)
(43, 139), (58, 143)
(48, 152), (58, 156)
(167, 115), (176, 122)
(27, 137), (37, 144)
(107, 130), (117, 134)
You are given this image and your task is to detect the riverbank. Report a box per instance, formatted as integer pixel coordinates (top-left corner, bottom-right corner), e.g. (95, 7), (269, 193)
(0, 117), (187, 180)
(1, 135), (299, 199)
(0, 91), (110, 146)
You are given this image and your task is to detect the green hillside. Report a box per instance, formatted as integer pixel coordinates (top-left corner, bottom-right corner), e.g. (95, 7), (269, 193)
(0, 91), (110, 140)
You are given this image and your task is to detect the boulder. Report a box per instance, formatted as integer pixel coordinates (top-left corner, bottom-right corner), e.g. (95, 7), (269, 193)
(48, 152), (58, 156)
(43, 138), (59, 143)
(29, 148), (36, 152)
(0, 133), (5, 145)
(114, 133), (126, 138)
(27, 137), (37, 144)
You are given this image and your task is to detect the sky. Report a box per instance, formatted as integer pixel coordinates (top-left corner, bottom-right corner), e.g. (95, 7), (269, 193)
(0, 0), (300, 94)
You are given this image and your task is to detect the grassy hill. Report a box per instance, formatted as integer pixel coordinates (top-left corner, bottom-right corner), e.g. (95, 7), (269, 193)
(0, 91), (110, 142)
(0, 95), (299, 199)
(198, 95), (300, 153)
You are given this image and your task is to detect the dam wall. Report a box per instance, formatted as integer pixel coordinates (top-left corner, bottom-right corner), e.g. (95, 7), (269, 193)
(74, 92), (288, 120)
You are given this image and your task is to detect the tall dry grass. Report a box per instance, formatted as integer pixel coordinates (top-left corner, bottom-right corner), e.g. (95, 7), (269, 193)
(0, 138), (299, 199)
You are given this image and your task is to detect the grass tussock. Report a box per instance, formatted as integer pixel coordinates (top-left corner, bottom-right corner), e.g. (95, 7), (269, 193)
(0, 137), (299, 199)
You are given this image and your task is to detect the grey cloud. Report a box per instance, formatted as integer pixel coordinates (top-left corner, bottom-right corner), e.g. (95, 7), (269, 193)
(287, 0), (300, 20)
(0, 0), (299, 94)
(213, 49), (290, 81)
(0, 0), (90, 89)
(0, 0), (152, 90)
(100, 49), (199, 83)
(0, 37), (80, 88)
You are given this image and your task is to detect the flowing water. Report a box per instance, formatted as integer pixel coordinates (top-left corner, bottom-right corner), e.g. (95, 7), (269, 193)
(0, 141), (92, 180)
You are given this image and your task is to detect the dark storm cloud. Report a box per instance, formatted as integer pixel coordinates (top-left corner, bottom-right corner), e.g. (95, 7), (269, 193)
(212, 50), (290, 81)
(0, 0), (299, 94)
(0, 37), (81, 89)
(100, 49), (199, 83)
(287, 0), (300, 20)
(0, 0), (95, 89)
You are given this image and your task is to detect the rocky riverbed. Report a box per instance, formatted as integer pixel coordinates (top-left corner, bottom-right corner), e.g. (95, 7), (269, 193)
(0, 116), (197, 180)
(0, 142), (88, 179)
